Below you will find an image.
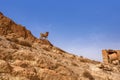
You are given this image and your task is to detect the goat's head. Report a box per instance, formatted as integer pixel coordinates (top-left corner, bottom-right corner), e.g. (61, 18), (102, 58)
(46, 32), (49, 35)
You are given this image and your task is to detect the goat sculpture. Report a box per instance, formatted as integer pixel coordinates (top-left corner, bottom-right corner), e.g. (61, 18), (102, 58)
(40, 32), (49, 39)
(108, 53), (119, 64)
(102, 49), (120, 65)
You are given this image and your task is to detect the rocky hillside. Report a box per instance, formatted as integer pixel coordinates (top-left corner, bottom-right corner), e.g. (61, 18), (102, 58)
(0, 12), (120, 80)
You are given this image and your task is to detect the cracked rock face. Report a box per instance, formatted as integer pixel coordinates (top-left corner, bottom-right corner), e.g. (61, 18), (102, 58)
(0, 12), (36, 42)
(0, 12), (120, 80)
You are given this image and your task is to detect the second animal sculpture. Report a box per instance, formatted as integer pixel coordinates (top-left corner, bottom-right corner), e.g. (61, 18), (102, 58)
(40, 32), (49, 39)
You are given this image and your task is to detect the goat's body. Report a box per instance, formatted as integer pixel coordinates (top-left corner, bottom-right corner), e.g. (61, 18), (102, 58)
(40, 32), (49, 39)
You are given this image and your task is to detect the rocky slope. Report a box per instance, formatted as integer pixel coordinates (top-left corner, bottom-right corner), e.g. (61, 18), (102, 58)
(0, 12), (120, 80)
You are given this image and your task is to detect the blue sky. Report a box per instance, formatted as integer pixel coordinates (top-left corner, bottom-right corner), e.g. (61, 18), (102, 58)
(1, 0), (120, 61)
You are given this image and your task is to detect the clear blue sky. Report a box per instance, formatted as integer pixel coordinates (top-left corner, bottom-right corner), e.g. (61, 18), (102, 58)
(1, 0), (120, 61)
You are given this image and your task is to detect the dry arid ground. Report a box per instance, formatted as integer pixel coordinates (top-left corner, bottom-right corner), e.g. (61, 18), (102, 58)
(0, 12), (120, 80)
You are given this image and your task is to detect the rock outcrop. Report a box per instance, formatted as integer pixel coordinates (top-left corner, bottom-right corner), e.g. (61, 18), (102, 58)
(0, 12), (36, 42)
(0, 12), (120, 80)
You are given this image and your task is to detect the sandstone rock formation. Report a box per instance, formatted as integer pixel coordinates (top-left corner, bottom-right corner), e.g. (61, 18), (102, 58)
(0, 12), (120, 80)
(0, 15), (33, 41)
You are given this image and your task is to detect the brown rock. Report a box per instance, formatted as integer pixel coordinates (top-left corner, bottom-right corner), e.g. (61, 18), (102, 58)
(0, 60), (12, 73)
(0, 12), (36, 42)
(12, 65), (39, 80)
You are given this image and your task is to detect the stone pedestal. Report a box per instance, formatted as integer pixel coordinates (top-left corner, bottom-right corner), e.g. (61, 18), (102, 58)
(102, 50), (109, 64)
